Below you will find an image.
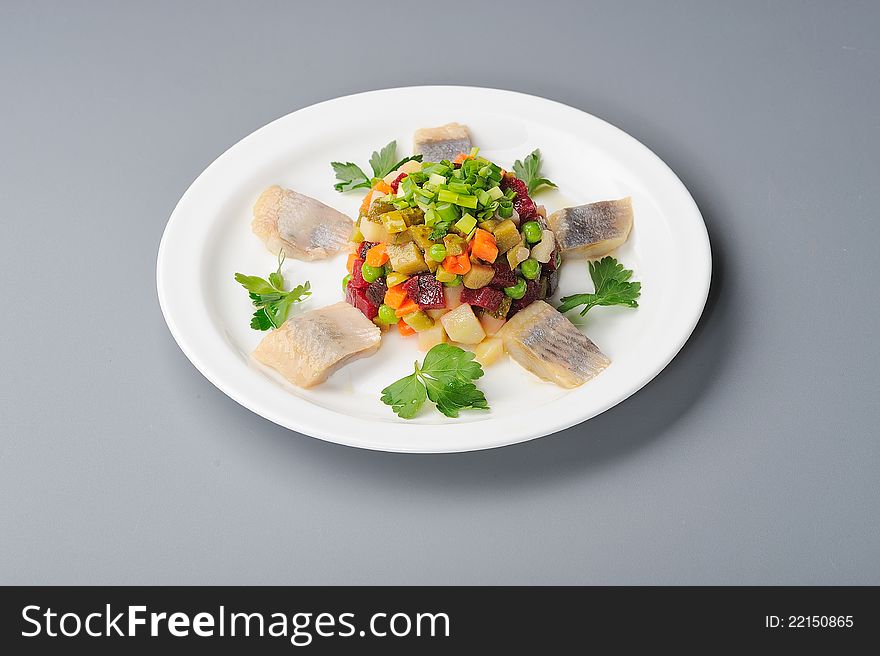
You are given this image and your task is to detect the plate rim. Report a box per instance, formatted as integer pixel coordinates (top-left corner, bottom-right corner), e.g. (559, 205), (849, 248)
(157, 85), (712, 453)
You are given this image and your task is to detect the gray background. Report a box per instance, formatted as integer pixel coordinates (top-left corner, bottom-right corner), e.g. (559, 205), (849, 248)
(1, 0), (878, 585)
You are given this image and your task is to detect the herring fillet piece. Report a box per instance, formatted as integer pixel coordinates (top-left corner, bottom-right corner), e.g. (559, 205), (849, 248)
(253, 302), (381, 388)
(497, 301), (610, 388)
(548, 197), (633, 258)
(252, 185), (353, 261)
(413, 123), (471, 162)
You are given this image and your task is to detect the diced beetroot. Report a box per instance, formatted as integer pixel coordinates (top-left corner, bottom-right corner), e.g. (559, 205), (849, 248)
(404, 274), (446, 310)
(365, 279), (387, 307)
(460, 286), (503, 312)
(390, 173), (407, 193)
(509, 279), (542, 316)
(500, 173), (537, 220)
(403, 275), (421, 300)
(489, 261), (518, 288)
(345, 283), (379, 320)
(349, 257), (369, 289)
(357, 241), (376, 259)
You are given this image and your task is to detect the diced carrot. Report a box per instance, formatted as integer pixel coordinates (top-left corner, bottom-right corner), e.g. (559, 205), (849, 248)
(346, 252), (358, 274)
(359, 191), (373, 216)
(470, 228), (498, 263)
(373, 180), (393, 194)
(384, 283), (409, 309)
(442, 253), (471, 275)
(365, 243), (389, 267)
(394, 298), (419, 318)
(397, 319), (416, 336)
(453, 152), (471, 164)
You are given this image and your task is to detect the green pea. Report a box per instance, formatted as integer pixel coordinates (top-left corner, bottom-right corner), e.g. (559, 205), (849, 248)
(342, 274), (352, 292)
(520, 258), (540, 280)
(428, 243), (447, 262)
(377, 304), (398, 325)
(504, 278), (527, 299)
(443, 274), (462, 287)
(361, 262), (384, 283)
(522, 221), (543, 244)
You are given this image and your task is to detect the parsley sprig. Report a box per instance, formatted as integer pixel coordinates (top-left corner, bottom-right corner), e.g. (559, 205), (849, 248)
(331, 141), (422, 192)
(381, 344), (490, 419)
(512, 149), (557, 195)
(234, 252), (311, 330)
(557, 256), (641, 317)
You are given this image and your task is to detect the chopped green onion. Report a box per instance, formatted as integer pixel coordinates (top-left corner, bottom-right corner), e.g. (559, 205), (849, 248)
(437, 189), (458, 204)
(454, 213), (477, 236)
(428, 173), (447, 187)
(487, 185), (503, 200)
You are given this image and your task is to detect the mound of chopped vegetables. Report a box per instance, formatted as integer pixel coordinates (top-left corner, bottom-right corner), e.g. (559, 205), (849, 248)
(343, 149), (561, 349)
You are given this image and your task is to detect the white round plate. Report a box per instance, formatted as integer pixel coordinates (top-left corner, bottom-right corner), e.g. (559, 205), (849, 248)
(157, 86), (711, 453)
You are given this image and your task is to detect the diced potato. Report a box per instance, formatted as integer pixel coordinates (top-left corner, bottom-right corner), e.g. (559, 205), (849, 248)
(479, 312), (507, 336)
(426, 309), (447, 320)
(387, 241), (429, 275)
(493, 219), (521, 254)
(444, 284), (463, 309)
(462, 263), (494, 289)
(418, 323), (447, 351)
(474, 337), (505, 367)
(399, 160), (423, 175)
(440, 304), (486, 345)
(360, 217), (390, 243)
(530, 229), (556, 263)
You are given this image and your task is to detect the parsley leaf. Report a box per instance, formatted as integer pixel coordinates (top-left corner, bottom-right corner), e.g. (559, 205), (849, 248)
(331, 161), (371, 192)
(331, 142), (422, 193)
(234, 252), (311, 330)
(369, 141), (399, 179)
(512, 149), (557, 195)
(380, 370), (428, 419)
(557, 256), (641, 317)
(380, 344), (490, 419)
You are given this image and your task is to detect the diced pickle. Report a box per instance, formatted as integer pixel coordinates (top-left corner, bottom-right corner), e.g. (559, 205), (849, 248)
(399, 207), (425, 227)
(350, 222), (365, 243)
(368, 201), (395, 218)
(402, 310), (435, 332)
(409, 225), (436, 251)
(386, 241), (429, 275)
(381, 210), (408, 234)
(506, 239), (530, 269)
(462, 263), (495, 289)
(485, 295), (512, 319)
(443, 234), (467, 256)
(426, 257), (439, 273)
(389, 228), (413, 245)
(478, 219), (500, 233)
(493, 219), (521, 254)
(435, 267), (457, 283)
(385, 272), (409, 288)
